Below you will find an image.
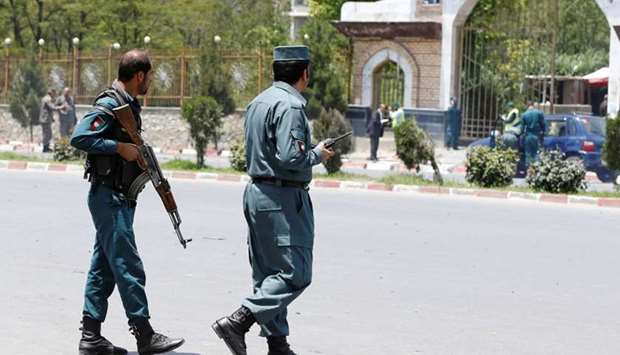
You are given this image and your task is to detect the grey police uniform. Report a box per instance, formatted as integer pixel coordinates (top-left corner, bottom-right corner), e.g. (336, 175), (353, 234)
(241, 46), (324, 337)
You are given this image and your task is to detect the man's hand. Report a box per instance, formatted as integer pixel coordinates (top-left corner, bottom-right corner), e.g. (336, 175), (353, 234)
(316, 141), (336, 161)
(117, 142), (146, 169)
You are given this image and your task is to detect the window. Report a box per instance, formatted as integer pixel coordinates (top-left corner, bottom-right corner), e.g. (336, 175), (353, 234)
(546, 120), (568, 137)
(578, 117), (606, 136)
(424, 0), (440, 4)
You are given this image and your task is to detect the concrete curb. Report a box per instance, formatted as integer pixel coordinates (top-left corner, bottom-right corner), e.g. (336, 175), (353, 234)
(1, 159), (618, 210)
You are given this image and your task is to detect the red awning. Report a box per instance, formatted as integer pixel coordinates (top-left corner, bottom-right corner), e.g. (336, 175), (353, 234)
(583, 67), (609, 88)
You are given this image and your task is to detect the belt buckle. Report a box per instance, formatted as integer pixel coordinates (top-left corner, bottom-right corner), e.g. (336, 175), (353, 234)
(275, 179), (283, 187)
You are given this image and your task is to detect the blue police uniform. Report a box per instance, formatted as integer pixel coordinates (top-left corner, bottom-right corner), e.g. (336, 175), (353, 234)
(521, 107), (546, 168)
(70, 80), (150, 323)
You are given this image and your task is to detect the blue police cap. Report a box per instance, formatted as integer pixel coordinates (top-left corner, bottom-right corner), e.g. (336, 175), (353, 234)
(273, 45), (310, 62)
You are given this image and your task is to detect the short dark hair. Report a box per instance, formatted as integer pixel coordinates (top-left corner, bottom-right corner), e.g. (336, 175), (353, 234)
(118, 50), (152, 82)
(273, 60), (309, 85)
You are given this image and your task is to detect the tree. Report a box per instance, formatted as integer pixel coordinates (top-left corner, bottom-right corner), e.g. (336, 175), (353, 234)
(394, 118), (443, 184)
(465, 0), (610, 106)
(312, 108), (353, 174)
(181, 96), (222, 167)
(193, 39), (236, 115)
(9, 58), (46, 142)
(301, 17), (348, 120)
(308, 0), (374, 21)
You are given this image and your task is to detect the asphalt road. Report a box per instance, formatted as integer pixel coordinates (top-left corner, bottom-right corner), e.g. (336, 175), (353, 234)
(1, 170), (619, 355)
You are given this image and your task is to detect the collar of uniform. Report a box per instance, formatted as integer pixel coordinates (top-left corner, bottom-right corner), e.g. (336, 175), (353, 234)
(111, 79), (136, 104)
(273, 81), (307, 107)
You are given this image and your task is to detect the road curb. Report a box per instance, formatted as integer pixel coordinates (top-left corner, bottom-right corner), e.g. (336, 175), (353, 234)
(2, 159), (619, 210)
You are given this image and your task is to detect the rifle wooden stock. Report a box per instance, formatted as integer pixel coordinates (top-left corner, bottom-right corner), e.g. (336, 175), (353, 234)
(112, 104), (143, 145)
(156, 180), (178, 212)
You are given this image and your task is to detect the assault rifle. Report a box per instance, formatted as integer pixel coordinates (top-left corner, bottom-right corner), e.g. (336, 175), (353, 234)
(324, 131), (353, 149)
(112, 104), (192, 249)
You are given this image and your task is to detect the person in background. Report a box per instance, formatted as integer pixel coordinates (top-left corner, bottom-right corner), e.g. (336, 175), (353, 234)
(445, 97), (462, 150)
(390, 102), (405, 128)
(40, 89), (60, 152)
(367, 103), (386, 161)
(500, 101), (521, 150)
(57, 87), (77, 139)
(600, 94), (608, 117)
(520, 101), (546, 169)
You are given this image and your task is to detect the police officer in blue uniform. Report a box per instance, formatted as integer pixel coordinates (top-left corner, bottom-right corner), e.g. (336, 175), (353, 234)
(445, 97), (462, 149)
(520, 101), (546, 168)
(212, 45), (334, 355)
(71, 50), (184, 355)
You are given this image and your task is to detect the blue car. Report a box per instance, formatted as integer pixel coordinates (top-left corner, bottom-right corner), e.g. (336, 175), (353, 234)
(469, 114), (616, 182)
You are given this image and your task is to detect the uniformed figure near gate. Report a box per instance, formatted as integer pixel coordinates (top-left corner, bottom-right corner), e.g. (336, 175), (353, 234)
(212, 45), (335, 355)
(40, 89), (60, 152)
(70, 50), (184, 355)
(445, 97), (462, 150)
(520, 101), (546, 168)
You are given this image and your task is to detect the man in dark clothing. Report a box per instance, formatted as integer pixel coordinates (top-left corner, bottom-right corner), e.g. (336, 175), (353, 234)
(445, 97), (462, 150)
(367, 103), (386, 161)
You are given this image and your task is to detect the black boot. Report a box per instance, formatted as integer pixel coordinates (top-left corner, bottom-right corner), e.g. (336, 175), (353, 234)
(129, 318), (185, 355)
(267, 336), (297, 355)
(78, 317), (128, 355)
(42, 144), (51, 153)
(212, 306), (256, 355)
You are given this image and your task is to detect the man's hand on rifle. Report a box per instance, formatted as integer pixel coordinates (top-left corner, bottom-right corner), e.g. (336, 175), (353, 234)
(316, 141), (335, 161)
(117, 142), (147, 169)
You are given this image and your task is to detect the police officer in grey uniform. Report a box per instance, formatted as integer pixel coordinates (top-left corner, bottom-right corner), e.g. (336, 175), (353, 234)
(212, 45), (334, 355)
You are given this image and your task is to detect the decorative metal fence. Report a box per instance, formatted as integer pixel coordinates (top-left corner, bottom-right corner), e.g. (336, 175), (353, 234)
(0, 49), (272, 108)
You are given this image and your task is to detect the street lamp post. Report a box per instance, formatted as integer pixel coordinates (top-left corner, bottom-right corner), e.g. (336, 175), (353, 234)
(3, 38), (11, 99)
(37, 38), (45, 60)
(143, 36), (151, 106)
(72, 37), (80, 100)
(108, 42), (120, 84)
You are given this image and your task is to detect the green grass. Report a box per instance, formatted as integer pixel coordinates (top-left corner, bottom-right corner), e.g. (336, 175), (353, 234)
(0, 152), (47, 162)
(314, 171), (373, 182)
(160, 159), (241, 175)
(378, 174), (469, 188)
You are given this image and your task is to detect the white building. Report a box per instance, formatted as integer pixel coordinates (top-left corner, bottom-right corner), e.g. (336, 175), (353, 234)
(288, 0), (310, 40)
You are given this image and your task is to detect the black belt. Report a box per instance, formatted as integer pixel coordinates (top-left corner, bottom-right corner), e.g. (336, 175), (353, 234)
(252, 177), (309, 190)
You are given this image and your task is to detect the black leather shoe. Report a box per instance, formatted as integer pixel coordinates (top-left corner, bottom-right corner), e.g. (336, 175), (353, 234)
(129, 318), (184, 355)
(267, 336), (297, 355)
(212, 306), (256, 355)
(79, 317), (127, 355)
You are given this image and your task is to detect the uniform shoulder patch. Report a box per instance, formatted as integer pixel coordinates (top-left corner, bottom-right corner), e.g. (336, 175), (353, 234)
(90, 116), (105, 131)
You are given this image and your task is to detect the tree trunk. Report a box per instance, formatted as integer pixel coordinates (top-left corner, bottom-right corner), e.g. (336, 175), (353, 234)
(430, 157), (444, 185)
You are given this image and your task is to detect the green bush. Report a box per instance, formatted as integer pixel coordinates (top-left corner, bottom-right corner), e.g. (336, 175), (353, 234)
(526, 150), (587, 193)
(229, 138), (247, 172)
(465, 146), (519, 188)
(312, 108), (353, 174)
(394, 118), (443, 184)
(181, 96), (223, 167)
(53, 138), (85, 162)
(603, 116), (620, 171)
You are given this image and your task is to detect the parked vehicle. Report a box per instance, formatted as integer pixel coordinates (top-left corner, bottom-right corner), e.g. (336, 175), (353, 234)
(469, 114), (617, 182)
